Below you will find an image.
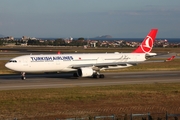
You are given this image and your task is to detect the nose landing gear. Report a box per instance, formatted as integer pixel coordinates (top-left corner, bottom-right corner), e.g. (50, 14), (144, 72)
(21, 72), (26, 80)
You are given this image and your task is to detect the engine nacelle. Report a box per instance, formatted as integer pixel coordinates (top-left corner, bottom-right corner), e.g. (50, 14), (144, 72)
(77, 67), (94, 77)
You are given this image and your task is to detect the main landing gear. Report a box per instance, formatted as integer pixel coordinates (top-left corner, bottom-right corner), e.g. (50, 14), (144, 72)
(92, 71), (105, 78)
(21, 72), (26, 80)
(93, 74), (105, 78)
(73, 73), (105, 78)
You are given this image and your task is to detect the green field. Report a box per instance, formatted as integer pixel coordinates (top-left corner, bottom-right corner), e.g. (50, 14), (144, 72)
(0, 83), (180, 119)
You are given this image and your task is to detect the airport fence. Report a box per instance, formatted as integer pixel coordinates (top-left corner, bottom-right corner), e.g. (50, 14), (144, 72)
(11, 112), (180, 120)
(58, 112), (180, 120)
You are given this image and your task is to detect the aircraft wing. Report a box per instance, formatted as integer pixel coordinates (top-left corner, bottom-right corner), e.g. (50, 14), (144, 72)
(70, 62), (138, 69)
(70, 56), (175, 69)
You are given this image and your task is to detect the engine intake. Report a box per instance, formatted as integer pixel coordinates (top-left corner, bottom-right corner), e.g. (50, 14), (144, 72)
(77, 67), (94, 77)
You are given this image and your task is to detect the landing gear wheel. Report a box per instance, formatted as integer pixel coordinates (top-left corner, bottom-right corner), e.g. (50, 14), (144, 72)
(93, 74), (105, 78)
(93, 74), (98, 78)
(21, 76), (26, 80)
(21, 72), (26, 80)
(99, 74), (105, 78)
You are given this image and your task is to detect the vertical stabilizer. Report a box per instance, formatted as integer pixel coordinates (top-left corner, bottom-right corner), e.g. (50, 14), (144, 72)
(133, 29), (158, 53)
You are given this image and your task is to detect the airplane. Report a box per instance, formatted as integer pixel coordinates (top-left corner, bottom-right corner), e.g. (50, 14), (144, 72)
(5, 28), (173, 80)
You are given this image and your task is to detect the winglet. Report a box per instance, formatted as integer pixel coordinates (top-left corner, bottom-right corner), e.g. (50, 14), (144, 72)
(165, 56), (175, 62)
(133, 29), (158, 53)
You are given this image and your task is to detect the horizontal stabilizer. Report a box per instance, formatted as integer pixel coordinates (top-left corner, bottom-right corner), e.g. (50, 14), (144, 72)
(165, 56), (175, 62)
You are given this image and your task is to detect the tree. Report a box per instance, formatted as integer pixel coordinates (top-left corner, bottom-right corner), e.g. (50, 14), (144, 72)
(0, 40), (4, 45)
(53, 39), (65, 46)
(27, 39), (40, 45)
(78, 37), (84, 40)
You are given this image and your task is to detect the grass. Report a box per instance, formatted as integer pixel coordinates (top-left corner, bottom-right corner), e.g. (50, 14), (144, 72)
(119, 59), (180, 71)
(0, 84), (180, 119)
(0, 60), (18, 74)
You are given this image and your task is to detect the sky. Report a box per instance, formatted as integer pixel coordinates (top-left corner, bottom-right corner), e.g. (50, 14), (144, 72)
(0, 0), (180, 38)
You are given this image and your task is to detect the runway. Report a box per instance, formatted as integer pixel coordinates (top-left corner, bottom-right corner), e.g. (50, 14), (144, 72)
(0, 71), (180, 90)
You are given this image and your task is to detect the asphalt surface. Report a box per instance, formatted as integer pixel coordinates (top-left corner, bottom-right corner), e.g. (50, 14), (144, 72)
(0, 71), (179, 90)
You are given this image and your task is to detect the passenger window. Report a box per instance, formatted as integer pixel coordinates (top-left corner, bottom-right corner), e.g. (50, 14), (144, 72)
(9, 60), (17, 63)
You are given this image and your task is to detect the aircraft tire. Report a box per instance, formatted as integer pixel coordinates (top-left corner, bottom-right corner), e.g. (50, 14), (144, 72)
(21, 76), (26, 80)
(93, 74), (98, 78)
(99, 74), (105, 78)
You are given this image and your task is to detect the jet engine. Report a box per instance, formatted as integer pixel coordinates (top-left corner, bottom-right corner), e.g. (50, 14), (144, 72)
(77, 67), (94, 77)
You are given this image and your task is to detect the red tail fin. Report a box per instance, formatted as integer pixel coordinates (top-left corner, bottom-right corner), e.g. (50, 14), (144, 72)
(133, 29), (158, 53)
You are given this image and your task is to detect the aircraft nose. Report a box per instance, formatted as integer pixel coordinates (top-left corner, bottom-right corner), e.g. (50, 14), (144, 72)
(5, 62), (10, 69)
(5, 62), (20, 71)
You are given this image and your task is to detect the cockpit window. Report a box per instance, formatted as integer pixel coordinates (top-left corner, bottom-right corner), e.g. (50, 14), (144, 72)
(9, 60), (17, 63)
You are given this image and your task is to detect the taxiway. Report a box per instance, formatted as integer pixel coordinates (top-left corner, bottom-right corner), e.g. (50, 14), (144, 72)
(0, 71), (179, 90)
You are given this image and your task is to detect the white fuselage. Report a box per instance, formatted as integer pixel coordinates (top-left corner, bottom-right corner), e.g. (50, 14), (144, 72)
(5, 53), (146, 73)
